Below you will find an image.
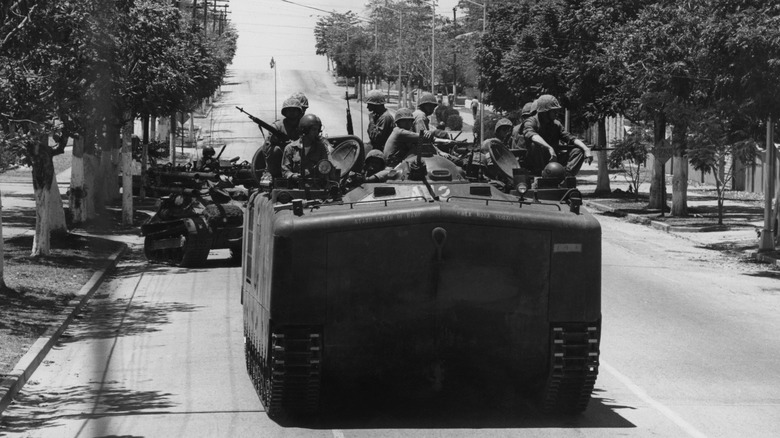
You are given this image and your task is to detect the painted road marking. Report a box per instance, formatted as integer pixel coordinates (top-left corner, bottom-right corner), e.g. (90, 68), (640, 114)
(602, 359), (708, 438)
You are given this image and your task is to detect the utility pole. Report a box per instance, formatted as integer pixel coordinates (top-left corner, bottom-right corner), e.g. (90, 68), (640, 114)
(452, 7), (457, 103)
(760, 115), (776, 251)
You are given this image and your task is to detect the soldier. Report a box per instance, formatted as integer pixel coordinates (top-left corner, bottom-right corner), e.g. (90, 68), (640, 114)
(522, 94), (592, 176)
(479, 118), (514, 179)
(196, 145), (218, 171)
(511, 101), (536, 150)
(281, 114), (330, 181)
(365, 90), (394, 152)
(261, 97), (304, 178)
(364, 149), (397, 183)
(291, 92), (309, 114)
(413, 92), (449, 139)
(384, 108), (435, 168)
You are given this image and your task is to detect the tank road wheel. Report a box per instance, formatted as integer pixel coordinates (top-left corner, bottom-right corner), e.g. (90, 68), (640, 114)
(540, 323), (600, 414)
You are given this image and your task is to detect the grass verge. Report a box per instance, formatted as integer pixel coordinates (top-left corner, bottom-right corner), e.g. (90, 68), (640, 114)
(0, 233), (117, 378)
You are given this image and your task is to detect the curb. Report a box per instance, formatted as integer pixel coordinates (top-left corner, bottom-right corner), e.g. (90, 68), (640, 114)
(0, 238), (128, 415)
(584, 199), (778, 265)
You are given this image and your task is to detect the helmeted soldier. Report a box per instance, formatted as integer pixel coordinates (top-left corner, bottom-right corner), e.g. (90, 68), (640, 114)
(365, 90), (394, 152)
(413, 92), (449, 139)
(384, 108), (434, 168)
(511, 101), (536, 150)
(281, 113), (330, 181)
(261, 97), (304, 178)
(522, 94), (592, 176)
(197, 145), (219, 171)
(479, 118), (514, 178)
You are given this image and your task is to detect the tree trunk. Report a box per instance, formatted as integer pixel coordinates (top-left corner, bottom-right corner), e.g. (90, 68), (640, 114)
(0, 190), (6, 290)
(29, 137), (55, 257)
(69, 136), (88, 225)
(48, 172), (67, 234)
(594, 118), (611, 196)
(648, 113), (668, 211)
(121, 114), (134, 226)
(98, 124), (120, 206)
(671, 122), (689, 217)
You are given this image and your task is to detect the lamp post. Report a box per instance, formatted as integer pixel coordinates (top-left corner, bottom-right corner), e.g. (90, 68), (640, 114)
(463, 0), (486, 144)
(380, 3), (403, 108)
(429, 1), (435, 95)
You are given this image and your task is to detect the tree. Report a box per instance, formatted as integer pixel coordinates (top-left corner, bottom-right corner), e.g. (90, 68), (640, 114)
(687, 103), (758, 225)
(1, 1), (70, 256)
(601, 1), (714, 217)
(608, 127), (650, 201)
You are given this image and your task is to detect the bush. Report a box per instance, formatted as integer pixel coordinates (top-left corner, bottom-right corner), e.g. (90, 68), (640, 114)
(446, 114), (463, 131)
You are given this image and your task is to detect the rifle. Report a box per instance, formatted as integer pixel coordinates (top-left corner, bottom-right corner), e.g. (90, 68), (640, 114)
(345, 90), (354, 136)
(235, 106), (290, 142)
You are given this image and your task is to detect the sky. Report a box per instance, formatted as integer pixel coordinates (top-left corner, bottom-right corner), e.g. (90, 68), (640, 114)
(229, 0), (462, 71)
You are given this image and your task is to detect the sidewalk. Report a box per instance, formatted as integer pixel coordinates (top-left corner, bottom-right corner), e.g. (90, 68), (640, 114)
(574, 169), (780, 267)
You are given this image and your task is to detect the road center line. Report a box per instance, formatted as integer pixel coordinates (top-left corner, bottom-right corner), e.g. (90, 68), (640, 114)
(601, 359), (708, 438)
(332, 430), (346, 438)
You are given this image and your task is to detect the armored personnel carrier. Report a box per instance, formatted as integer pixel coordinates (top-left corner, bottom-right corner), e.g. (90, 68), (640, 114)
(241, 138), (601, 417)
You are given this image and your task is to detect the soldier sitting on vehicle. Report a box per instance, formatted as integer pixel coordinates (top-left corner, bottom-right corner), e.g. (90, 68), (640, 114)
(383, 108), (436, 168)
(512, 101), (536, 150)
(366, 90), (394, 152)
(281, 114), (330, 182)
(413, 92), (450, 140)
(479, 118), (514, 179)
(522, 94), (592, 177)
(196, 145), (219, 171)
(261, 97), (304, 178)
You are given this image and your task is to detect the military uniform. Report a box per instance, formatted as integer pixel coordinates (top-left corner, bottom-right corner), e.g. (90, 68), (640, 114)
(522, 115), (584, 176)
(281, 139), (330, 179)
(368, 108), (395, 152)
(383, 127), (420, 168)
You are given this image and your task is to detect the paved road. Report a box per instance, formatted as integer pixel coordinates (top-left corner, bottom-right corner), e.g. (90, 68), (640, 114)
(3, 212), (780, 437)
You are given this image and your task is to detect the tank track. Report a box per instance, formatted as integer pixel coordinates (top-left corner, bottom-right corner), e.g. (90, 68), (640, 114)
(246, 327), (322, 417)
(541, 322), (600, 414)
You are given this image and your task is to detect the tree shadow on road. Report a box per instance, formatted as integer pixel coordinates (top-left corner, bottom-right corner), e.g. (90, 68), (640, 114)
(57, 297), (203, 343)
(0, 383), (175, 433)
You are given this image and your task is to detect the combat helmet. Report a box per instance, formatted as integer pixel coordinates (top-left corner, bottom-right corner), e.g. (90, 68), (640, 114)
(494, 118), (513, 135)
(202, 145), (215, 157)
(394, 108), (415, 123)
(542, 161), (565, 180)
(291, 92), (309, 109)
(366, 90), (386, 106)
(418, 92), (438, 107)
(365, 149), (386, 167)
(536, 95), (562, 113)
(298, 113), (322, 135)
(281, 98), (303, 117)
(521, 101), (537, 118)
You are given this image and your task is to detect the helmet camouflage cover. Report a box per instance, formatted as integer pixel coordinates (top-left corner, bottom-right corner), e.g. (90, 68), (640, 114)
(290, 92), (309, 109)
(494, 118), (513, 134)
(394, 108), (415, 122)
(366, 90), (386, 105)
(535, 94), (562, 113)
(418, 92), (437, 107)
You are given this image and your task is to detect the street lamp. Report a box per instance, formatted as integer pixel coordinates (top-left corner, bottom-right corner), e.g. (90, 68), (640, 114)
(379, 2), (403, 108)
(463, 0), (486, 144)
